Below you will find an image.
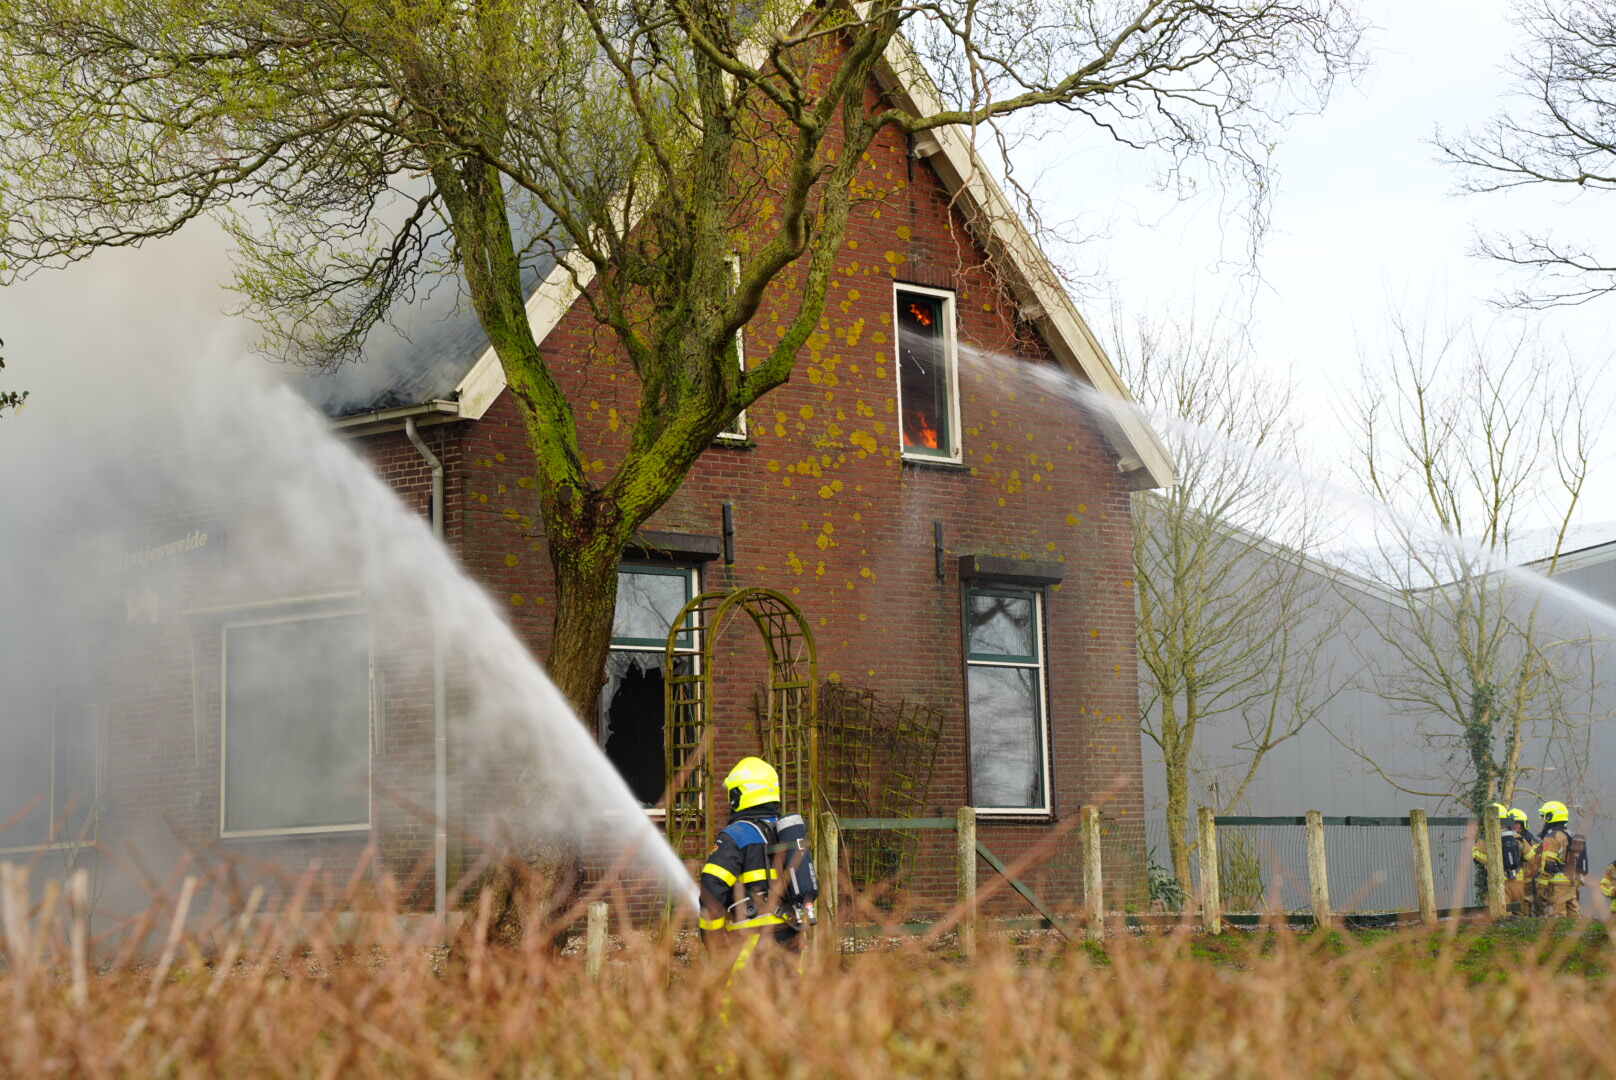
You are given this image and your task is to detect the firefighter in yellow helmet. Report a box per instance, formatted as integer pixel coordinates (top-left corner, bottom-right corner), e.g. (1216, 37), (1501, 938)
(1472, 803), (1529, 913)
(697, 757), (818, 972)
(1528, 800), (1586, 917)
(1508, 807), (1537, 915)
(1600, 858), (1616, 918)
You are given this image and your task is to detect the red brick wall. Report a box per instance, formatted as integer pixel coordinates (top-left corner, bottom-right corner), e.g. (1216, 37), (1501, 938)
(452, 104), (1146, 914)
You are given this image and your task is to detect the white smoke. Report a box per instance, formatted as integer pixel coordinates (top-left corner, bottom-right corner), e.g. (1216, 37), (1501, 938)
(0, 226), (695, 916)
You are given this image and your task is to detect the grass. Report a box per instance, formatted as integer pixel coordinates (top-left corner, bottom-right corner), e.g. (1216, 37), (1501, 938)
(5, 864), (1616, 1076)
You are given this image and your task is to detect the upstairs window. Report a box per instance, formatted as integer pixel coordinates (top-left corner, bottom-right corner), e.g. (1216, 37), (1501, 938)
(222, 610), (371, 836)
(895, 285), (960, 460)
(964, 585), (1050, 812)
(600, 564), (699, 808)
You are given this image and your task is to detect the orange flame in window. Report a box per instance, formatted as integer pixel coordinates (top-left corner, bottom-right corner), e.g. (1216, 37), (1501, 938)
(907, 302), (934, 327)
(910, 411), (939, 450)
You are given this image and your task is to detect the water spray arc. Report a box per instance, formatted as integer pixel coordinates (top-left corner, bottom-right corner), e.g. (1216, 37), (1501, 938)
(0, 339), (702, 919)
(403, 417), (449, 920)
(959, 343), (1616, 644)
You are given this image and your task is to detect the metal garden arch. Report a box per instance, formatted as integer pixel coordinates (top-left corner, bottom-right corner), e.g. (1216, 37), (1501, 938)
(661, 587), (819, 852)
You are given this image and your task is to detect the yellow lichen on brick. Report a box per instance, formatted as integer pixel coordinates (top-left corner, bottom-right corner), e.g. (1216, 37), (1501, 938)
(505, 554), (519, 567)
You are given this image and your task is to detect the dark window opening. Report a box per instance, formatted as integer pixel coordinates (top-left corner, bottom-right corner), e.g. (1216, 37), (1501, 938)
(600, 565), (697, 807)
(897, 288), (953, 456)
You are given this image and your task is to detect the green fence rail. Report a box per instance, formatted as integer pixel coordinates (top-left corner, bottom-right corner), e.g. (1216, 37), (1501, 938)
(1215, 816), (1474, 828)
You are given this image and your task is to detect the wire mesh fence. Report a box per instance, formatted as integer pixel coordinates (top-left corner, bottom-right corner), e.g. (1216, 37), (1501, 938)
(1145, 814), (1480, 916)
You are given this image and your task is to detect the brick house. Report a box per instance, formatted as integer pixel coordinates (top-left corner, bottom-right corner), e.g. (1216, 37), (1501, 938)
(4, 42), (1171, 919)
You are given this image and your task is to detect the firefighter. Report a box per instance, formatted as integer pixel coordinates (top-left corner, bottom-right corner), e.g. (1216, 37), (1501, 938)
(697, 757), (815, 972)
(1508, 807), (1537, 914)
(1529, 800), (1586, 917)
(1599, 859), (1616, 918)
(1472, 803), (1527, 912)
(1509, 807), (1536, 849)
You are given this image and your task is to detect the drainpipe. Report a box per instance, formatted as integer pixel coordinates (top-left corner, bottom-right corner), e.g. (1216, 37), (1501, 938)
(404, 417), (448, 921)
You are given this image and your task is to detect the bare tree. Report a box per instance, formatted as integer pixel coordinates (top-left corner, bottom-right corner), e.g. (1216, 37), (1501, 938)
(1123, 315), (1340, 894)
(0, 0), (1363, 717)
(1439, 0), (1616, 308)
(1344, 311), (1600, 817)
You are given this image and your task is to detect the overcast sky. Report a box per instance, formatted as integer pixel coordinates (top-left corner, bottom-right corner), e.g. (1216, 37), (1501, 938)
(4, 0), (1614, 537)
(1044, 0), (1616, 534)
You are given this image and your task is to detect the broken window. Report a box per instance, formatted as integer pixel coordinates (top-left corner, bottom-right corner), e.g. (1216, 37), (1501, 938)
(600, 565), (698, 808)
(895, 286), (958, 458)
(222, 611), (371, 835)
(964, 586), (1049, 811)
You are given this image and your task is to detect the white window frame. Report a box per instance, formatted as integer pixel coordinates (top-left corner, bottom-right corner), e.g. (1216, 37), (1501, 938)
(0, 702), (101, 857)
(604, 563), (702, 817)
(717, 255), (748, 443)
(964, 585), (1052, 816)
(893, 283), (963, 463)
(219, 606), (374, 839)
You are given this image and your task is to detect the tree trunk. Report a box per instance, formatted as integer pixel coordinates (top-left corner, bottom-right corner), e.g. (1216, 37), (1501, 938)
(1165, 759), (1193, 895)
(544, 535), (625, 724)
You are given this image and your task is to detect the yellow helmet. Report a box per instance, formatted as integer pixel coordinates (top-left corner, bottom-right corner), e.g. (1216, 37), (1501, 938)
(1509, 808), (1529, 824)
(1490, 802), (1510, 820)
(1539, 800), (1570, 825)
(723, 757), (780, 812)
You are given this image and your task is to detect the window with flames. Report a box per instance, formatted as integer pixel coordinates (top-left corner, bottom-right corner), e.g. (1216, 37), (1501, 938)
(895, 287), (958, 459)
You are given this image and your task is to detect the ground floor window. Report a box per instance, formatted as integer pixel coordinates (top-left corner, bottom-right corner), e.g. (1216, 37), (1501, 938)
(222, 610), (371, 836)
(964, 585), (1050, 812)
(600, 564), (698, 808)
(0, 690), (98, 851)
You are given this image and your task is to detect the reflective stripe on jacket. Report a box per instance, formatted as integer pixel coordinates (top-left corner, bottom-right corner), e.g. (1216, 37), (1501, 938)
(699, 812), (787, 931)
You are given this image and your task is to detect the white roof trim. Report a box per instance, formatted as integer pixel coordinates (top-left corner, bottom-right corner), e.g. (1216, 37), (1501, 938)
(453, 252), (597, 420)
(448, 33), (1176, 491)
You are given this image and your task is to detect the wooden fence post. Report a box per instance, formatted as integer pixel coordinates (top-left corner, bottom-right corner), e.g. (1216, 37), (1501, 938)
(585, 901), (608, 980)
(956, 806), (977, 957)
(68, 868), (89, 1010)
(1081, 806), (1104, 942)
(1408, 809), (1438, 927)
(1197, 807), (1222, 935)
(1304, 810), (1332, 929)
(1482, 812), (1507, 920)
(819, 812), (839, 954)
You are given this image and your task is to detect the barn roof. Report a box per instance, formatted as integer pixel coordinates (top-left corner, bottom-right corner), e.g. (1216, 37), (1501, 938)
(305, 35), (1174, 489)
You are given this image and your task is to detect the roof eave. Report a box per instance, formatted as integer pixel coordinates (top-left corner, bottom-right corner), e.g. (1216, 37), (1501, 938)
(329, 399), (461, 438)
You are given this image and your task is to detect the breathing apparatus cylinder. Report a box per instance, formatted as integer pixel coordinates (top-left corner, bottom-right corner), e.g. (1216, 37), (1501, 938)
(774, 813), (820, 926)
